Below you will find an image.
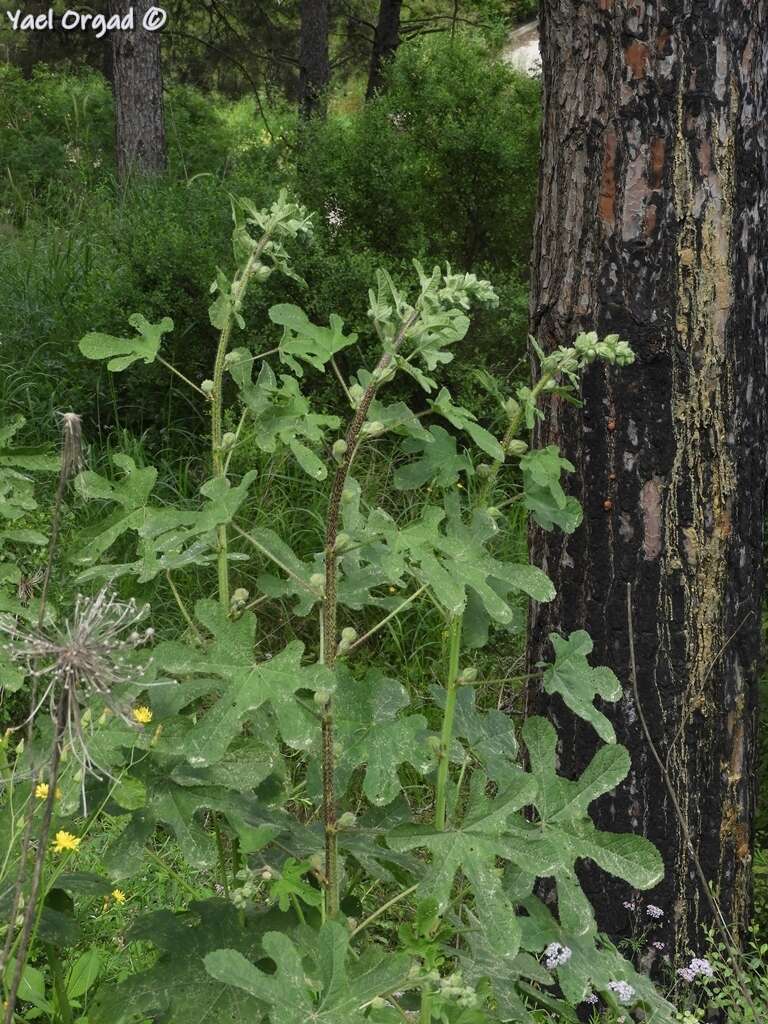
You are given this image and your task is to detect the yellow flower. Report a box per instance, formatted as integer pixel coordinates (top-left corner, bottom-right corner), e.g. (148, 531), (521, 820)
(132, 705), (153, 725)
(52, 830), (81, 854)
(35, 783), (62, 800)
(111, 889), (127, 905)
(388, 586), (397, 594)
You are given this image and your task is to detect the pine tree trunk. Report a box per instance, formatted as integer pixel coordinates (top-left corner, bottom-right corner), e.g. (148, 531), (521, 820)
(366, 0), (403, 99)
(299, 0), (330, 119)
(528, 0), (768, 961)
(109, 0), (166, 180)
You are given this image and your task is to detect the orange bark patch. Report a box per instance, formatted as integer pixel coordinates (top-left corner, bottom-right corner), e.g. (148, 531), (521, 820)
(625, 40), (649, 79)
(598, 0), (613, 9)
(643, 202), (658, 238)
(698, 138), (712, 178)
(640, 477), (663, 560)
(598, 129), (618, 226)
(656, 27), (672, 53)
(649, 136), (666, 187)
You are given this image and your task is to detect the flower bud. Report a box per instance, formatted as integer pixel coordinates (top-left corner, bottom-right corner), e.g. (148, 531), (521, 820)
(201, 379), (214, 396)
(222, 432), (236, 449)
(314, 688), (331, 707)
(309, 572), (325, 591)
(338, 811), (357, 829)
(458, 667), (478, 684)
(332, 439), (348, 461)
(334, 532), (352, 552)
(476, 463), (492, 477)
(362, 420), (385, 438)
(232, 587), (249, 604)
(338, 626), (358, 654)
(341, 488), (355, 504)
(507, 439), (528, 456)
(503, 397), (520, 419)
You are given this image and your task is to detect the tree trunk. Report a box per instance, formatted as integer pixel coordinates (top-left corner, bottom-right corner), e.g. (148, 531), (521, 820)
(299, 0), (330, 119)
(109, 0), (166, 180)
(528, 0), (768, 963)
(366, 0), (403, 99)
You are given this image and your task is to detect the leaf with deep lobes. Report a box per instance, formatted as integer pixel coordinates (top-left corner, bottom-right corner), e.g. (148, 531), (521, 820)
(79, 314), (173, 372)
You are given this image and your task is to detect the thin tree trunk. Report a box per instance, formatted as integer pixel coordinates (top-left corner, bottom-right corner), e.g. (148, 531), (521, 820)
(109, 0), (166, 180)
(299, 0), (330, 119)
(528, 0), (768, 962)
(366, 0), (402, 99)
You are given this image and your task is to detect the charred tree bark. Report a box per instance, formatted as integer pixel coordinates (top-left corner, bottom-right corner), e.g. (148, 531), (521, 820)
(528, 1), (768, 962)
(299, 0), (330, 119)
(109, 0), (166, 180)
(366, 0), (403, 99)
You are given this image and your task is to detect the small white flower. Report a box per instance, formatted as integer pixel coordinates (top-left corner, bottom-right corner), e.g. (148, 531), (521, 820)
(677, 967), (696, 983)
(622, 899), (636, 911)
(584, 991), (598, 1004)
(646, 904), (664, 918)
(608, 980), (635, 1005)
(689, 957), (714, 977)
(543, 942), (572, 970)
(652, 940), (665, 950)
(325, 201), (344, 233)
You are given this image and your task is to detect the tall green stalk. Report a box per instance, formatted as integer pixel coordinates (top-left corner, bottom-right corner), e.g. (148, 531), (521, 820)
(210, 235), (271, 612)
(320, 311), (419, 917)
(434, 615), (463, 831)
(431, 377), (553, 832)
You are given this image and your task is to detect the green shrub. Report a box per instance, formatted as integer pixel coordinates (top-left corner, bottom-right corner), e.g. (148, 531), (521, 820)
(300, 34), (540, 271)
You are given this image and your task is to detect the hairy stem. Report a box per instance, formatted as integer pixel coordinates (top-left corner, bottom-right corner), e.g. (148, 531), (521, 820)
(156, 355), (206, 396)
(210, 232), (271, 612)
(320, 309), (419, 918)
(478, 371), (553, 505)
(213, 816), (230, 898)
(434, 615), (463, 831)
(350, 884), (418, 937)
(165, 571), (202, 643)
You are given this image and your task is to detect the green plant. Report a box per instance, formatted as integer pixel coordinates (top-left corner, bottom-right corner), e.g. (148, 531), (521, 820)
(668, 927), (768, 1023)
(1, 192), (676, 1023)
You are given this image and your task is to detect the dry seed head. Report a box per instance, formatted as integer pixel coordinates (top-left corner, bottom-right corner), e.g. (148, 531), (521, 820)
(0, 587), (154, 793)
(57, 412), (84, 479)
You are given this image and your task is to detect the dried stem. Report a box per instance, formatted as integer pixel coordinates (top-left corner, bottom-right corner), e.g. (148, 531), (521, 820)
(1, 415), (81, 996)
(3, 695), (68, 1024)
